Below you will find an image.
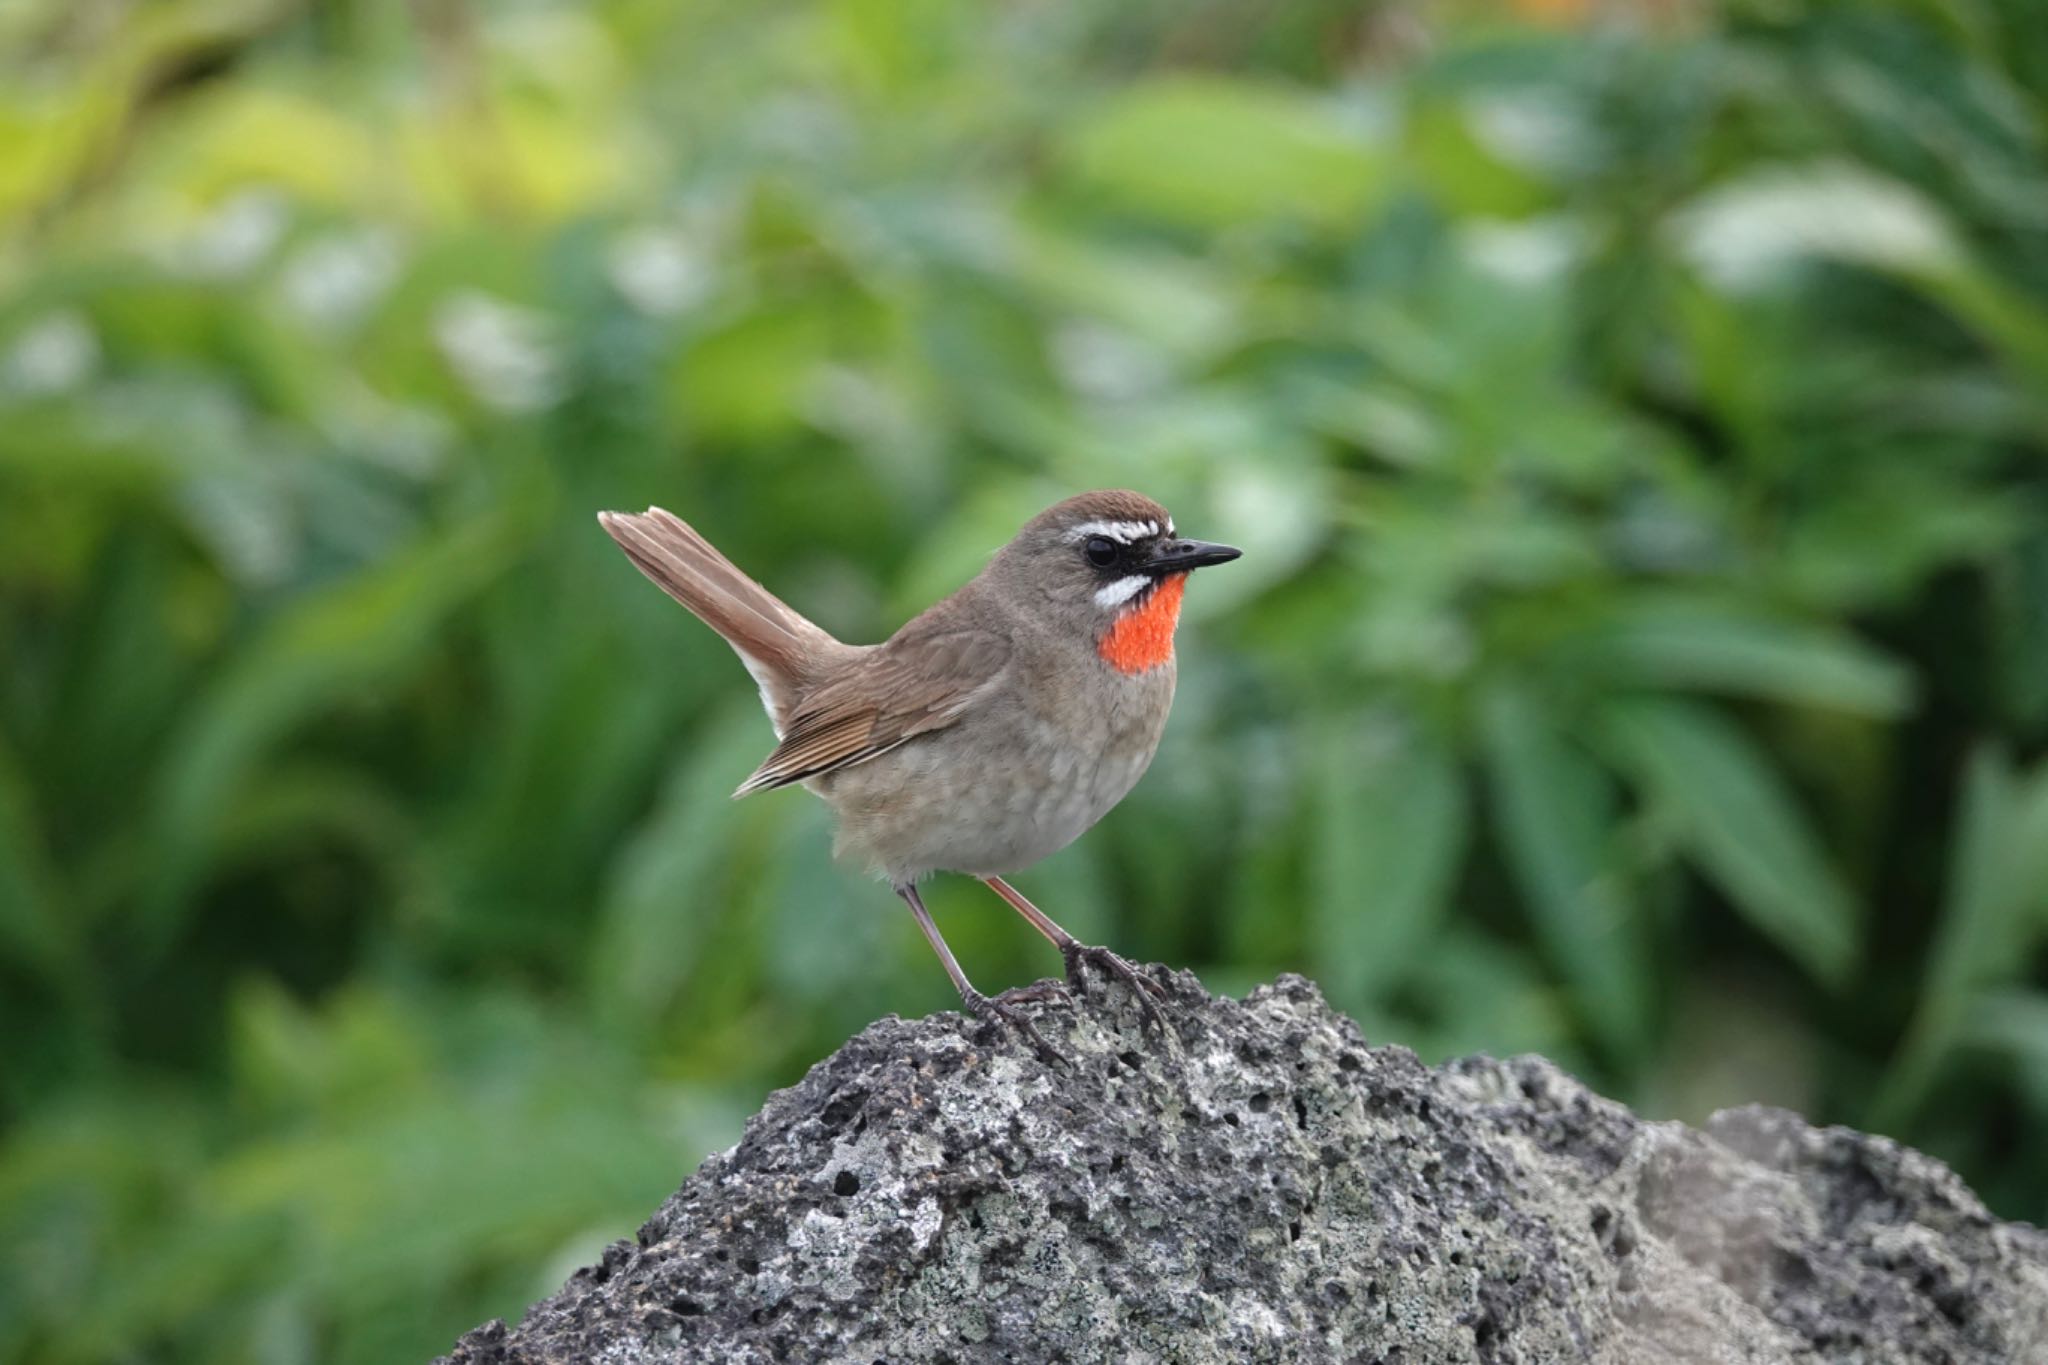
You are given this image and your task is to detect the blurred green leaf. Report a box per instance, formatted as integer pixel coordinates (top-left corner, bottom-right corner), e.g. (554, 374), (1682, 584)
(1778, 464), (2021, 610)
(1570, 597), (1915, 717)
(1675, 162), (1964, 291)
(667, 307), (837, 442)
(1405, 926), (1581, 1071)
(70, 1207), (283, 1365)
(1963, 990), (2048, 1119)
(1601, 698), (1858, 988)
(1928, 262), (2048, 389)
(1406, 96), (1553, 218)
(1989, 531), (2048, 728)
(1481, 684), (1652, 1067)
(1308, 719), (1466, 1010)
(0, 736), (82, 989)
(1018, 232), (1239, 361)
(1063, 77), (1386, 229)
(138, 513), (526, 956)
(588, 700), (770, 1033)
(1877, 751), (2048, 1128)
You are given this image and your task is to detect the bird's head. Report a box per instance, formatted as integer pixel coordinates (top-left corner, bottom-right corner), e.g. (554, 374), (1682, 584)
(990, 489), (1241, 674)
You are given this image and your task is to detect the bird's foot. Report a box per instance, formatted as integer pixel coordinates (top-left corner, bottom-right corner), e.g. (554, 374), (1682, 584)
(1060, 942), (1171, 1031)
(962, 989), (1064, 1066)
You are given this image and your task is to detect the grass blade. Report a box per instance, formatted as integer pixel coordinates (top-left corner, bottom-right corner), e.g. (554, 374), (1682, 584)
(1482, 684), (1652, 1070)
(1874, 749), (2048, 1129)
(1308, 718), (1467, 1010)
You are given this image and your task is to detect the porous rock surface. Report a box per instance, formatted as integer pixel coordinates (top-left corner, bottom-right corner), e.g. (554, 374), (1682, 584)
(442, 972), (2048, 1363)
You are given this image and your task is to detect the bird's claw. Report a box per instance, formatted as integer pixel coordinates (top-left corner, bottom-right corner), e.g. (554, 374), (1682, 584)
(1060, 943), (1172, 1031)
(964, 989), (1064, 1066)
(996, 979), (1070, 1007)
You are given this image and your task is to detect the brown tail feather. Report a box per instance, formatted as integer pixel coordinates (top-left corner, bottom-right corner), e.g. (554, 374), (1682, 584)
(598, 507), (844, 736)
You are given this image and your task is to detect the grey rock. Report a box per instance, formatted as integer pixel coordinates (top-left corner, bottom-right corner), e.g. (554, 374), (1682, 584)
(440, 972), (2048, 1363)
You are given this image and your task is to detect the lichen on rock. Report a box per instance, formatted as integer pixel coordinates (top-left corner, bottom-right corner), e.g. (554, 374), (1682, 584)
(442, 972), (2048, 1363)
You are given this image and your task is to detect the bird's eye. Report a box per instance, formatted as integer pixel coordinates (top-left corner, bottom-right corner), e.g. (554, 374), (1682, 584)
(1084, 536), (1119, 568)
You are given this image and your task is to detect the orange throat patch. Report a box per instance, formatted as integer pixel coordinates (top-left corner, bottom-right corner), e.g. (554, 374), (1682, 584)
(1097, 573), (1186, 675)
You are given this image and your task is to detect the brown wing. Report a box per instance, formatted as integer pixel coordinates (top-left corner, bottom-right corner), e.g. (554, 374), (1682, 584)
(733, 628), (1010, 796)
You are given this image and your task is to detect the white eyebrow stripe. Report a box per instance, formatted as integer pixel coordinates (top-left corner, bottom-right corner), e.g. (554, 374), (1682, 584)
(1069, 519), (1159, 544)
(1094, 574), (1152, 609)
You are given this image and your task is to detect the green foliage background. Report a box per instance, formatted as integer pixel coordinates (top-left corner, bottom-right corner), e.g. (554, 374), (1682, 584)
(4, 0), (2048, 1358)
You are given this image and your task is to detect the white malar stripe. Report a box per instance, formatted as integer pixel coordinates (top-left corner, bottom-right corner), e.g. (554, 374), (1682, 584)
(1069, 519), (1158, 545)
(1094, 574), (1152, 609)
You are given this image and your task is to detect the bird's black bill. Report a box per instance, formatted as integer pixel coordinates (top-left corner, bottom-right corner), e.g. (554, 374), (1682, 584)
(1144, 538), (1242, 573)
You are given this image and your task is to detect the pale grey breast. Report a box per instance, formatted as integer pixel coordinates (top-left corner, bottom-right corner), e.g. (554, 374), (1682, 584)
(819, 638), (1175, 882)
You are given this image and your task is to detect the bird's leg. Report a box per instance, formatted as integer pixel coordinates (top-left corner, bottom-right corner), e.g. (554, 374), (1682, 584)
(897, 883), (1061, 1063)
(979, 876), (1170, 1007)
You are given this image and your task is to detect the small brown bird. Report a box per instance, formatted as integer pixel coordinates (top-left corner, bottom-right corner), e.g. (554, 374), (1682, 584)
(598, 490), (1239, 1047)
